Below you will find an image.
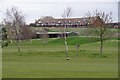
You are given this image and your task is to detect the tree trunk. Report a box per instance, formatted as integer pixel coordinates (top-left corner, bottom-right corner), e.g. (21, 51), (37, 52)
(76, 44), (79, 56)
(10, 39), (13, 43)
(100, 35), (103, 56)
(17, 39), (21, 52)
(64, 25), (69, 59)
(65, 40), (69, 58)
(76, 47), (78, 56)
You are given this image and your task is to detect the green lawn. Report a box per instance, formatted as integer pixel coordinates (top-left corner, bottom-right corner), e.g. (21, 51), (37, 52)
(2, 37), (118, 78)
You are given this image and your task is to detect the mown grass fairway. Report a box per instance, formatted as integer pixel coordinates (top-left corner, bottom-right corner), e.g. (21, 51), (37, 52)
(2, 37), (118, 78)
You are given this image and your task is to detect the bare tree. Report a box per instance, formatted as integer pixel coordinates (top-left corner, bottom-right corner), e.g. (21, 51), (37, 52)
(41, 28), (49, 46)
(5, 22), (15, 43)
(62, 7), (72, 60)
(4, 7), (26, 52)
(35, 16), (54, 24)
(20, 25), (36, 44)
(41, 16), (54, 20)
(86, 10), (113, 56)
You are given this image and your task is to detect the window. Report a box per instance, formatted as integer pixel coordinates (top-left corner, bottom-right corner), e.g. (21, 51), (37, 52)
(39, 21), (42, 24)
(41, 24), (43, 26)
(46, 21), (49, 25)
(58, 21), (61, 24)
(52, 21), (55, 26)
(78, 21), (80, 23)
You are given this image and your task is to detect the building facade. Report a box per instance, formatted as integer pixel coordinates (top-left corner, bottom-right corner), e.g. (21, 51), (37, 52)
(30, 17), (119, 28)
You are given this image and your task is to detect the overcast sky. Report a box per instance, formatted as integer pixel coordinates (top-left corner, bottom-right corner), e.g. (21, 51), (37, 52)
(0, 0), (119, 24)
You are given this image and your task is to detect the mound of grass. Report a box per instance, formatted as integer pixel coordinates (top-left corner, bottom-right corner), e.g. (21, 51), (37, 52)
(49, 36), (99, 45)
(7, 36), (119, 46)
(7, 36), (100, 46)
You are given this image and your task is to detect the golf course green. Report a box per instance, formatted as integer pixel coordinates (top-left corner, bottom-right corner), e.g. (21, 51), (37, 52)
(2, 37), (118, 78)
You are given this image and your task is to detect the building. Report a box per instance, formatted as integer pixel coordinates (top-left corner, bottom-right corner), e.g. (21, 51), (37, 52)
(36, 32), (79, 38)
(30, 16), (119, 28)
(30, 17), (98, 28)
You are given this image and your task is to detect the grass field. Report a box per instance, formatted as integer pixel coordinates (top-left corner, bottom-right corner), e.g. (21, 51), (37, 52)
(2, 37), (118, 78)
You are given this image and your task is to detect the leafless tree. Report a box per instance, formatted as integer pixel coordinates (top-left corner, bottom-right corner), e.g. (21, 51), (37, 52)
(4, 7), (26, 52)
(41, 28), (49, 46)
(20, 25), (36, 44)
(86, 10), (113, 56)
(41, 16), (54, 20)
(35, 28), (49, 46)
(35, 16), (54, 24)
(62, 7), (72, 60)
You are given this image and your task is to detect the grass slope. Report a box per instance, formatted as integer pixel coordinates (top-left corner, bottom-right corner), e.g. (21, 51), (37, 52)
(49, 37), (99, 45)
(2, 37), (118, 78)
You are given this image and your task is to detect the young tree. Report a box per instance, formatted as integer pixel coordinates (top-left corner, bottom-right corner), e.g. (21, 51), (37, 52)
(41, 28), (49, 46)
(20, 25), (36, 44)
(86, 10), (113, 56)
(62, 7), (72, 60)
(4, 7), (26, 52)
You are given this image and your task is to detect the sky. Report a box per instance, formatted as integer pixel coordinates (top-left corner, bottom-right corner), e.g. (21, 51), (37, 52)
(0, 0), (119, 24)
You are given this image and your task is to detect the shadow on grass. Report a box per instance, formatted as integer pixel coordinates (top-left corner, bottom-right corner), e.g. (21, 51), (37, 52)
(14, 49), (108, 58)
(90, 53), (108, 58)
(76, 50), (108, 58)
